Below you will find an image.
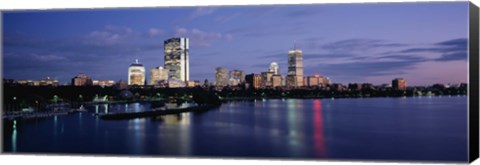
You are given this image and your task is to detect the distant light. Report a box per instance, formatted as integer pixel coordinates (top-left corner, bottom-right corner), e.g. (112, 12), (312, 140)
(314, 74), (320, 78)
(13, 97), (16, 100)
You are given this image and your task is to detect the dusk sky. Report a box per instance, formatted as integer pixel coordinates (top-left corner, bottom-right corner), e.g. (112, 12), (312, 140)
(3, 2), (469, 86)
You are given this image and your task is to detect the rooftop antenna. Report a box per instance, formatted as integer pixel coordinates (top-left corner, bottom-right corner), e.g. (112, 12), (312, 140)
(294, 40), (297, 50)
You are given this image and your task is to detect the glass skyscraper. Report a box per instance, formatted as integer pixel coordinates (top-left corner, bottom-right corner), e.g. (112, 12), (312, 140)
(164, 37), (189, 82)
(286, 45), (304, 87)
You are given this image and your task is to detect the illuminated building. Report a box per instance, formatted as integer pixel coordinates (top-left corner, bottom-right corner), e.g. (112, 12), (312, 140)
(286, 44), (304, 87)
(215, 67), (229, 87)
(307, 75), (330, 87)
(271, 75), (283, 87)
(245, 73), (262, 89)
(164, 37), (189, 81)
(167, 79), (186, 88)
(392, 78), (407, 90)
(92, 80), (115, 87)
(261, 71), (274, 87)
(17, 77), (59, 86)
(128, 59), (146, 86)
(71, 73), (92, 86)
(150, 66), (168, 85)
(229, 69), (245, 86)
(186, 81), (196, 87)
(269, 62), (280, 75)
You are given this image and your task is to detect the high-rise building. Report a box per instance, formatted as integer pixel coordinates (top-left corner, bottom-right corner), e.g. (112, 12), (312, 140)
(392, 78), (407, 90)
(286, 44), (304, 87)
(261, 71), (274, 87)
(245, 73), (262, 89)
(269, 62), (280, 75)
(229, 69), (245, 86)
(150, 66), (168, 85)
(215, 67), (229, 87)
(164, 37), (189, 81)
(72, 73), (92, 86)
(271, 75), (283, 87)
(128, 59), (146, 86)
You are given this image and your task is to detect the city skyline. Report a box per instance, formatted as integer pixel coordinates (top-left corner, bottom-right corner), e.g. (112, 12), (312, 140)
(3, 2), (469, 86)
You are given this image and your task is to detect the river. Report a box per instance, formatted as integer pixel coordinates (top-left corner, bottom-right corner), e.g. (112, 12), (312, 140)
(2, 96), (468, 162)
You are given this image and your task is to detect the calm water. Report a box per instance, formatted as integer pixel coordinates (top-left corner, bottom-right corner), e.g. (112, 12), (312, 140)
(3, 97), (468, 162)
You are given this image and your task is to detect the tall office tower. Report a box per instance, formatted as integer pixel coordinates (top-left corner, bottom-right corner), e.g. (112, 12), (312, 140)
(245, 73), (262, 89)
(128, 59), (146, 86)
(269, 62), (280, 75)
(215, 67), (229, 87)
(229, 69), (245, 86)
(150, 66), (168, 85)
(392, 78), (407, 90)
(286, 44), (304, 87)
(164, 37), (189, 81)
(72, 73), (93, 86)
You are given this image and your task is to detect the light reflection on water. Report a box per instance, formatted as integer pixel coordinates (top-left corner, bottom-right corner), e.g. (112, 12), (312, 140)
(3, 97), (468, 161)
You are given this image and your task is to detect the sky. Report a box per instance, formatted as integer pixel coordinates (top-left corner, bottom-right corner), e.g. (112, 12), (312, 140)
(2, 2), (470, 86)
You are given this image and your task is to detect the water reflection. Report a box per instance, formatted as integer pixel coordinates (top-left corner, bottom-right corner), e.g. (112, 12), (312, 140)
(12, 120), (17, 152)
(312, 99), (327, 157)
(128, 118), (146, 154)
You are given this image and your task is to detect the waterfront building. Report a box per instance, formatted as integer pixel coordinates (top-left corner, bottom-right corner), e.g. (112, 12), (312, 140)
(286, 44), (304, 87)
(307, 76), (319, 87)
(261, 71), (274, 87)
(71, 73), (93, 86)
(17, 77), (59, 86)
(150, 66), (168, 85)
(245, 73), (262, 89)
(186, 81), (196, 87)
(215, 67), (229, 87)
(167, 79), (186, 88)
(92, 80), (115, 87)
(271, 75), (283, 87)
(128, 59), (146, 86)
(392, 78), (407, 90)
(229, 69), (245, 86)
(269, 62), (280, 75)
(164, 37), (189, 81)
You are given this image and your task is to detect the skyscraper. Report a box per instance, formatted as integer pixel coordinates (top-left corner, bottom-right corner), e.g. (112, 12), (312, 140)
(245, 73), (262, 89)
(215, 67), (229, 87)
(150, 66), (168, 85)
(164, 37), (189, 81)
(229, 69), (245, 86)
(286, 44), (304, 87)
(269, 62), (280, 75)
(128, 59), (145, 86)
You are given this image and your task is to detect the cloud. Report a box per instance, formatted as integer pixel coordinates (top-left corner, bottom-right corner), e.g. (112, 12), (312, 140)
(86, 25), (138, 46)
(31, 54), (67, 62)
(174, 27), (233, 46)
(321, 39), (407, 53)
(214, 13), (242, 24)
(189, 7), (216, 20)
(397, 38), (467, 62)
(147, 28), (164, 37)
